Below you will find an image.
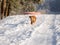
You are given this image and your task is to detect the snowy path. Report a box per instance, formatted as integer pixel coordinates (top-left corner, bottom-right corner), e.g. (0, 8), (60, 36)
(0, 15), (60, 45)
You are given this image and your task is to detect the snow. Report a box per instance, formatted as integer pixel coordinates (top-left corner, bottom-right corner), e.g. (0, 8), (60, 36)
(0, 15), (60, 45)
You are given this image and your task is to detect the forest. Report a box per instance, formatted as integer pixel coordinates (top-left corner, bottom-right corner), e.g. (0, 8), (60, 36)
(0, 0), (46, 19)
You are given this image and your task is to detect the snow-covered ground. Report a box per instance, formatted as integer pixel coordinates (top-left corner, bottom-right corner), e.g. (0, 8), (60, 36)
(0, 15), (60, 45)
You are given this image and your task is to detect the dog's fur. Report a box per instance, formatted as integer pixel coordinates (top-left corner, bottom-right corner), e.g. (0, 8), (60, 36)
(29, 16), (36, 24)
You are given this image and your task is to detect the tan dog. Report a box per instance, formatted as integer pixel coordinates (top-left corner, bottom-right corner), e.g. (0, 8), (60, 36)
(24, 12), (41, 24)
(29, 16), (36, 24)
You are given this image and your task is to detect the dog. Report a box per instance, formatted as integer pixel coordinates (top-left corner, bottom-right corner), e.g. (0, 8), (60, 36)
(29, 16), (36, 24)
(24, 12), (41, 24)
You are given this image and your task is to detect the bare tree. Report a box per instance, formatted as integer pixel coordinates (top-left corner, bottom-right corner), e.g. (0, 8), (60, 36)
(1, 0), (6, 19)
(1, 0), (11, 19)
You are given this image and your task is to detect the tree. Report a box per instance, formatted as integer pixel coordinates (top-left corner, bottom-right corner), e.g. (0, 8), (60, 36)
(1, 0), (6, 19)
(1, 0), (44, 19)
(1, 0), (19, 19)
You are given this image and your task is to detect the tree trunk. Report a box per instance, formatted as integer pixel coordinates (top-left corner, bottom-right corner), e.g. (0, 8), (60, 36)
(1, 0), (11, 19)
(5, 0), (11, 17)
(1, 0), (6, 19)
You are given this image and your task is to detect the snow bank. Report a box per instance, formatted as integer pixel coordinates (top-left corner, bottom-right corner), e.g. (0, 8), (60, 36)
(0, 15), (60, 45)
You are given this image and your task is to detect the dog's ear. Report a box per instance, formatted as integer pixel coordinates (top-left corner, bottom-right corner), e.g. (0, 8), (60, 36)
(29, 16), (36, 24)
(29, 16), (31, 18)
